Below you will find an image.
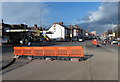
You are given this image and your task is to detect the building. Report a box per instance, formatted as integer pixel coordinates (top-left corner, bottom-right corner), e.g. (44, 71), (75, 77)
(2, 22), (29, 44)
(46, 22), (70, 41)
(46, 22), (84, 41)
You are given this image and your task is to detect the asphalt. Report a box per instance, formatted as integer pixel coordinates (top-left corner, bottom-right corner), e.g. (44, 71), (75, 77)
(2, 40), (118, 80)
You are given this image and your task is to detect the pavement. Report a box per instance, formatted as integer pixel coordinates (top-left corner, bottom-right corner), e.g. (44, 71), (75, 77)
(2, 40), (118, 80)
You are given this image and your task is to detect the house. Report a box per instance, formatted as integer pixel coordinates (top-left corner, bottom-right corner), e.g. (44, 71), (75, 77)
(46, 22), (71, 41)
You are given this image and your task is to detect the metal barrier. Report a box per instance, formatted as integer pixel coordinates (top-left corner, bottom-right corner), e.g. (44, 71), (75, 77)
(14, 46), (84, 58)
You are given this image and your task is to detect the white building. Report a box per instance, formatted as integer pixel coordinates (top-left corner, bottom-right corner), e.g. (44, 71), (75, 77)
(46, 23), (66, 40)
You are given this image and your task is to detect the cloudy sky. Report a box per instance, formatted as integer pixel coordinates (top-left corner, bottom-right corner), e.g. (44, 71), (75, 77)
(2, 2), (118, 35)
(78, 2), (118, 35)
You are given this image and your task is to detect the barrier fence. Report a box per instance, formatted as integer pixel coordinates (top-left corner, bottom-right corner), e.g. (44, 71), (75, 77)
(92, 40), (98, 46)
(92, 40), (120, 47)
(14, 46), (84, 58)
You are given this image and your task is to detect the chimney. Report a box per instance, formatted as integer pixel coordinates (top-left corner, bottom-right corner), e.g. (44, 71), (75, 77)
(34, 24), (37, 28)
(59, 22), (63, 25)
(75, 25), (79, 28)
(69, 25), (73, 28)
(54, 23), (58, 24)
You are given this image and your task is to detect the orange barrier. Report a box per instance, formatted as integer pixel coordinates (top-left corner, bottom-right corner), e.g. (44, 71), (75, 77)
(32, 47), (44, 56)
(14, 46), (84, 58)
(44, 47), (56, 56)
(14, 47), (23, 56)
(92, 40), (98, 45)
(56, 47), (69, 57)
(69, 46), (84, 57)
(22, 47), (33, 56)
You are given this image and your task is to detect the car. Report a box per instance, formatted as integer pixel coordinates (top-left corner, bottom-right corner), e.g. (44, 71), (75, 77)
(111, 40), (118, 44)
(78, 38), (84, 42)
(104, 39), (110, 43)
(2, 37), (10, 43)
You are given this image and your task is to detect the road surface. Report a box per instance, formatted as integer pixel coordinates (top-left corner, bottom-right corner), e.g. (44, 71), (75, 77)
(2, 40), (118, 80)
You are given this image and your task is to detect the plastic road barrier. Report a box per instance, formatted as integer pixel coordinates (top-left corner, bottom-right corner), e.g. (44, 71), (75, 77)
(32, 47), (44, 56)
(118, 45), (120, 47)
(22, 47), (33, 56)
(44, 47), (56, 57)
(14, 47), (23, 56)
(14, 46), (84, 58)
(92, 40), (98, 46)
(56, 47), (69, 57)
(69, 46), (84, 57)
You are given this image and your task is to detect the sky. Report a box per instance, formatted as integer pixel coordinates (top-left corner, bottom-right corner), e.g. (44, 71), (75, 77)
(1, 2), (118, 35)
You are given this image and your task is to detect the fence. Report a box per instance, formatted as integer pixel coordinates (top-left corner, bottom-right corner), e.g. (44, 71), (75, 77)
(14, 46), (84, 58)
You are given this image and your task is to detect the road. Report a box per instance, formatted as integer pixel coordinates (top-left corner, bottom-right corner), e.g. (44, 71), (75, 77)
(2, 40), (118, 80)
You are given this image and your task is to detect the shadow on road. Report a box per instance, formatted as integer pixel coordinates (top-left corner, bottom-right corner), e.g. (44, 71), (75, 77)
(1, 58), (16, 70)
(82, 54), (93, 61)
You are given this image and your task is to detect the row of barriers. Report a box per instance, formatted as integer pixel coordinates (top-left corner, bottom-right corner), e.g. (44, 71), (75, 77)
(92, 40), (120, 47)
(14, 46), (84, 58)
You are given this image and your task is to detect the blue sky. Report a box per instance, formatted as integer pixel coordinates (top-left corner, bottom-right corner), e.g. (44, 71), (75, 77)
(2, 2), (101, 26)
(2, 2), (118, 35)
(46, 2), (101, 24)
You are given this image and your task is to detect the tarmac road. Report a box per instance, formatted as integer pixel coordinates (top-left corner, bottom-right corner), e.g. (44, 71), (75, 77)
(2, 40), (118, 80)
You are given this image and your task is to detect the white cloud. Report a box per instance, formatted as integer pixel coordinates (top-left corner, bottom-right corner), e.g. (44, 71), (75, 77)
(2, 2), (51, 26)
(84, 2), (118, 23)
(78, 2), (118, 35)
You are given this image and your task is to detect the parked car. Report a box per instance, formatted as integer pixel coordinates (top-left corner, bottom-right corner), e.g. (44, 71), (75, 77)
(110, 40), (118, 44)
(2, 37), (10, 43)
(104, 39), (110, 43)
(78, 38), (84, 42)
